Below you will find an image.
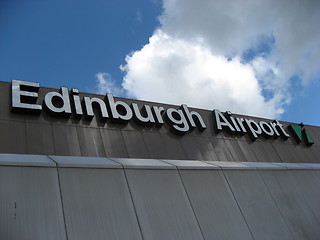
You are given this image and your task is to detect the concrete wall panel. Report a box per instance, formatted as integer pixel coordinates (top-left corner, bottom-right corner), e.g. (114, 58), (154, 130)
(237, 140), (258, 162)
(26, 122), (55, 155)
(180, 135), (204, 160)
(299, 145), (319, 163)
(251, 141), (281, 162)
(142, 132), (169, 159)
(314, 170), (320, 180)
(125, 169), (204, 240)
(224, 170), (294, 240)
(160, 133), (187, 160)
(260, 170), (320, 240)
(224, 139), (247, 162)
(180, 170), (253, 240)
(194, 137), (219, 161)
(122, 130), (150, 158)
(76, 126), (105, 157)
(0, 166), (66, 240)
(100, 128), (129, 158)
(0, 120), (26, 154)
(272, 142), (304, 163)
(290, 170), (320, 224)
(59, 168), (142, 240)
(211, 138), (234, 161)
(52, 124), (81, 156)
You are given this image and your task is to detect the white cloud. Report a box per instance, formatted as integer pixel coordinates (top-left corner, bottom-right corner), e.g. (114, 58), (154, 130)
(95, 72), (123, 97)
(159, 0), (320, 86)
(98, 0), (320, 118)
(160, 0), (320, 58)
(121, 30), (284, 118)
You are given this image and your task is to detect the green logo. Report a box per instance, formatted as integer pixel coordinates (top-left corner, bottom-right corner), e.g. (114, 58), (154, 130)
(289, 123), (314, 146)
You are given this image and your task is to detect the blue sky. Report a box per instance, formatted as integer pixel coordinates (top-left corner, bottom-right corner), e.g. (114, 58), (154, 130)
(1, 0), (319, 126)
(0, 0), (161, 89)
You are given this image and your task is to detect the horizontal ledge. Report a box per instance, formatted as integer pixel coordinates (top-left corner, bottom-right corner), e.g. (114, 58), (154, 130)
(49, 156), (122, 168)
(0, 154), (319, 170)
(0, 154), (56, 167)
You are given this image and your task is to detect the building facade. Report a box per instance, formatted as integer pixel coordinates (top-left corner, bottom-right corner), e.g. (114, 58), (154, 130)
(1, 80), (320, 240)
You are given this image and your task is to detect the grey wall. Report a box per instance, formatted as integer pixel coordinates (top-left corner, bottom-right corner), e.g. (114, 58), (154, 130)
(2, 81), (320, 240)
(1, 81), (320, 163)
(1, 154), (320, 240)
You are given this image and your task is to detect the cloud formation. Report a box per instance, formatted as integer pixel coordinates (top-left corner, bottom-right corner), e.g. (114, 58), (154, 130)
(121, 30), (283, 117)
(160, 0), (320, 81)
(95, 72), (123, 96)
(102, 0), (320, 118)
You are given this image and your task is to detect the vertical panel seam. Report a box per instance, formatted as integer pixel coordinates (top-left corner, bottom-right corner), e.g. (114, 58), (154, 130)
(235, 139), (250, 162)
(245, 140), (261, 162)
(97, 126), (106, 157)
(24, 119), (28, 154)
(313, 169), (320, 181)
(221, 170), (256, 240)
(270, 142), (283, 162)
(139, 131), (152, 159)
(257, 170), (296, 240)
(220, 138), (236, 162)
(180, 137), (205, 161)
(141, 132), (155, 159)
(208, 138), (221, 161)
(99, 128), (109, 157)
(50, 122), (57, 155)
(176, 169), (206, 240)
(48, 157), (69, 240)
(75, 126), (84, 156)
(196, 136), (218, 161)
(119, 129), (130, 157)
(176, 136), (188, 160)
(141, 131), (167, 158)
(288, 170), (320, 227)
(122, 168), (145, 240)
(164, 133), (188, 160)
(222, 139), (237, 162)
(159, 132), (187, 159)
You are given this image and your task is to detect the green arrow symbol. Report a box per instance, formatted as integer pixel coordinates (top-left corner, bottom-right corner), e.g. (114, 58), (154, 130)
(303, 129), (314, 146)
(289, 124), (314, 146)
(289, 124), (303, 143)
